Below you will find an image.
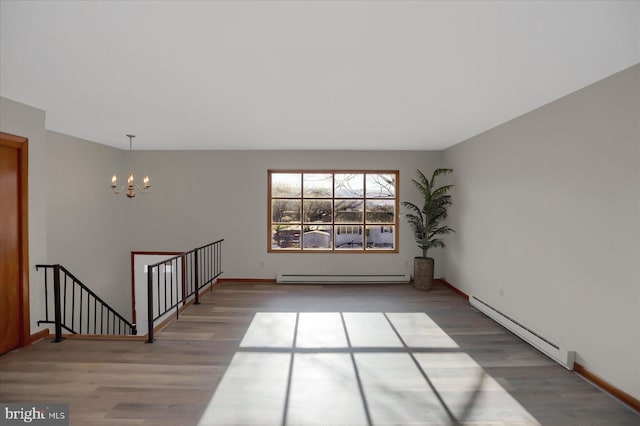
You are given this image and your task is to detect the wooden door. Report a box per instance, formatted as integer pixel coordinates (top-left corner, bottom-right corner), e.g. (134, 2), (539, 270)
(0, 133), (29, 355)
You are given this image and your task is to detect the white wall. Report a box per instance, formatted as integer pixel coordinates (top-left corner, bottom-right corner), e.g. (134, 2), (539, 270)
(443, 64), (640, 400)
(0, 97), (48, 334)
(127, 150), (444, 280)
(45, 131), (131, 316)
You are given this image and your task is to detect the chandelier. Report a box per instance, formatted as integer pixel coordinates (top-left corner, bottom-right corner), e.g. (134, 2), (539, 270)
(111, 134), (150, 198)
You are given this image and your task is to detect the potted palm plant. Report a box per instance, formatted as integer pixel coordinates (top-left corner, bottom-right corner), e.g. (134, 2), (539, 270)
(402, 168), (454, 291)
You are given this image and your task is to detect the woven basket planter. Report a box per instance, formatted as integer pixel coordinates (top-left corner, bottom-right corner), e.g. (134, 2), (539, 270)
(413, 257), (434, 291)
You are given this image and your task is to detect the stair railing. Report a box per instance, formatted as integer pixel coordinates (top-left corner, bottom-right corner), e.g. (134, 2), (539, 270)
(146, 239), (224, 343)
(36, 264), (137, 341)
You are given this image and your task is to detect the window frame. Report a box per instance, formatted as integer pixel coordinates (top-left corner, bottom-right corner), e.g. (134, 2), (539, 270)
(268, 169), (399, 253)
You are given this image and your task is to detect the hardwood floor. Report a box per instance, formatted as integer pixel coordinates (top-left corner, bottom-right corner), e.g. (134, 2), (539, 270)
(0, 282), (637, 425)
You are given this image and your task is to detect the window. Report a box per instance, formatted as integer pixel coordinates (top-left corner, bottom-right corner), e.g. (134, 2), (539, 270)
(269, 170), (398, 252)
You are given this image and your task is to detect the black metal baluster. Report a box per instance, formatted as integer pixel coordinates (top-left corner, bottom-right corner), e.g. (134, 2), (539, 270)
(211, 244), (215, 287)
(63, 274), (67, 327)
(86, 293), (90, 333)
(79, 286), (83, 334)
(174, 258), (179, 319)
(169, 260), (173, 308)
(164, 263), (167, 314)
(156, 266), (160, 315)
(212, 244), (216, 279)
(194, 250), (200, 304)
(214, 243), (217, 278)
(183, 255), (187, 297)
(71, 282), (75, 332)
(101, 305), (104, 334)
(188, 254), (192, 299)
(93, 298), (97, 334)
(52, 265), (63, 342)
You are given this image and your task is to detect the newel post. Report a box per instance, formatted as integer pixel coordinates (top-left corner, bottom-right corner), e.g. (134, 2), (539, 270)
(52, 265), (64, 342)
(146, 266), (154, 343)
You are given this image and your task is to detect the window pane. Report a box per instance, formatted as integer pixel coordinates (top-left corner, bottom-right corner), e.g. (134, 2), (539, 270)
(303, 200), (332, 223)
(335, 225), (363, 249)
(366, 199), (395, 223)
(272, 199), (301, 223)
(366, 174), (396, 198)
(272, 225), (301, 249)
(334, 199), (364, 223)
(303, 174), (332, 198)
(334, 173), (364, 198)
(272, 173), (301, 197)
(366, 225), (395, 249)
(303, 226), (332, 249)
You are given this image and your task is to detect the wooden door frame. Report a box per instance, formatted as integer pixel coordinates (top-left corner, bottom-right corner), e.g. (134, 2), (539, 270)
(0, 132), (30, 347)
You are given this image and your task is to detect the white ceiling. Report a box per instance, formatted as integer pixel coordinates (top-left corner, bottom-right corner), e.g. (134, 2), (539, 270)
(1, 1), (639, 151)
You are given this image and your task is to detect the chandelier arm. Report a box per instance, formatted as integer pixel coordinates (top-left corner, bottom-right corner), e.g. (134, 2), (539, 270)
(134, 183), (150, 193)
(112, 182), (127, 195)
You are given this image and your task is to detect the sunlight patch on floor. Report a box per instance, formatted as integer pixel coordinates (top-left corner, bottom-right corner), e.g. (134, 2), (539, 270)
(239, 312), (296, 348)
(343, 313), (404, 348)
(288, 353), (368, 425)
(198, 352), (290, 425)
(199, 312), (539, 426)
(296, 312), (348, 348)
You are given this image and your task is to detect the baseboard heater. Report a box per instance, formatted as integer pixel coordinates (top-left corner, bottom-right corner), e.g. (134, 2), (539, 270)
(469, 295), (575, 370)
(277, 273), (410, 284)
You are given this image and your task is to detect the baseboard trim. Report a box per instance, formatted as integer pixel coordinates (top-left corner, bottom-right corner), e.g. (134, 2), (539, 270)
(574, 363), (640, 412)
(30, 328), (50, 343)
(217, 278), (277, 283)
(436, 278), (469, 300)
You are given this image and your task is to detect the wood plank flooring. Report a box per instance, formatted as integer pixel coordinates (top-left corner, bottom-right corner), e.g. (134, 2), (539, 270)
(0, 282), (638, 425)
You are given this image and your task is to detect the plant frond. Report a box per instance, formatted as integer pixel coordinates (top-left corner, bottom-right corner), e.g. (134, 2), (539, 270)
(401, 201), (421, 214)
(415, 169), (430, 190)
(431, 168), (453, 183)
(431, 184), (454, 199)
(425, 239), (446, 249)
(428, 226), (455, 238)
